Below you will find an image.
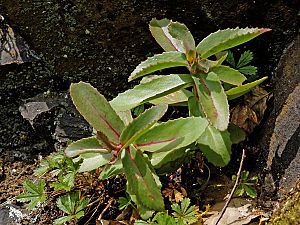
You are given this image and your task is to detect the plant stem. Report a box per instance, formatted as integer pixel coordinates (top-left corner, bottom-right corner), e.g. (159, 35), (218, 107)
(213, 149), (246, 225)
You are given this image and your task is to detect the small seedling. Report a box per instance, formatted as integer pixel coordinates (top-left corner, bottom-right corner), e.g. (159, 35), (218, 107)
(232, 170), (258, 198)
(226, 50), (258, 77)
(16, 180), (47, 209)
(135, 198), (199, 225)
(53, 191), (89, 225)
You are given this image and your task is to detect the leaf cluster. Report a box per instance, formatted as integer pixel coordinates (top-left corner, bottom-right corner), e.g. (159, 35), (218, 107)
(135, 198), (199, 225)
(232, 170), (258, 198)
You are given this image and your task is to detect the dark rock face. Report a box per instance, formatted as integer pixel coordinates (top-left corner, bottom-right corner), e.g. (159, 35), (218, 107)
(0, 0), (299, 161)
(258, 35), (300, 198)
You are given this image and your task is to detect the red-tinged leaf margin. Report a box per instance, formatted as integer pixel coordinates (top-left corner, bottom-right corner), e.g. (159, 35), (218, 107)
(120, 104), (168, 149)
(121, 146), (164, 211)
(70, 82), (125, 143)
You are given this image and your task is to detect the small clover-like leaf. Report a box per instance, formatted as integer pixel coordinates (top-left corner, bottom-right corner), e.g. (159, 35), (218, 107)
(16, 180), (46, 209)
(236, 50), (253, 68)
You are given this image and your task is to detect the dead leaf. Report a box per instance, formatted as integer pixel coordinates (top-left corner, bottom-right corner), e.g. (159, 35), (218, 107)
(231, 87), (270, 133)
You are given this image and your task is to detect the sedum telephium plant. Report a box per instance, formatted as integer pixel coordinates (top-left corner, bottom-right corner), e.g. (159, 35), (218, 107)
(65, 19), (270, 219)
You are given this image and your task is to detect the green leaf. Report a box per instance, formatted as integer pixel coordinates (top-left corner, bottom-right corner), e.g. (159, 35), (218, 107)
(228, 123), (246, 144)
(244, 185), (257, 198)
(34, 152), (65, 176)
(65, 136), (110, 158)
(56, 191), (88, 215)
(110, 74), (193, 111)
(210, 65), (246, 85)
(117, 110), (133, 126)
(75, 152), (111, 172)
(226, 50), (235, 67)
(133, 104), (145, 117)
(168, 21), (195, 53)
(122, 146), (164, 211)
(50, 172), (76, 191)
(196, 27), (271, 59)
(120, 104), (168, 149)
(171, 198), (198, 224)
(241, 170), (249, 180)
(129, 52), (188, 81)
(215, 51), (228, 65)
(118, 195), (132, 210)
(188, 96), (205, 117)
(197, 125), (232, 166)
(53, 215), (74, 225)
(236, 50), (253, 68)
(194, 72), (229, 131)
(70, 82), (125, 143)
(226, 76), (267, 100)
(136, 117), (208, 152)
(149, 89), (192, 105)
(99, 159), (123, 180)
(238, 65), (257, 75)
(149, 18), (178, 52)
(16, 180), (46, 209)
(150, 147), (188, 174)
(235, 185), (245, 196)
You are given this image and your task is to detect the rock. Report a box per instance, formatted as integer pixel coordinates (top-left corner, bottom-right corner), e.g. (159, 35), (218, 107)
(258, 34), (300, 198)
(19, 92), (92, 152)
(0, 203), (25, 225)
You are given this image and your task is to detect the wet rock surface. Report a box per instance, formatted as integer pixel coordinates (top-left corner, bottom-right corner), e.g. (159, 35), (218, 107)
(257, 35), (300, 198)
(0, 0), (299, 161)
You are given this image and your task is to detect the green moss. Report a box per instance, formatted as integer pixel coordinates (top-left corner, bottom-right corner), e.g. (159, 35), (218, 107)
(268, 181), (300, 225)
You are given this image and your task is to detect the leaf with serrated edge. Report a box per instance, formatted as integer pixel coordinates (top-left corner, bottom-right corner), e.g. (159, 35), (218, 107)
(110, 74), (193, 112)
(196, 27), (271, 59)
(226, 76), (267, 100)
(168, 21), (195, 53)
(237, 50), (253, 68)
(149, 18), (177, 52)
(129, 52), (188, 81)
(70, 82), (124, 143)
(65, 136), (110, 158)
(122, 146), (164, 211)
(197, 125), (232, 166)
(210, 65), (246, 85)
(120, 104), (168, 149)
(135, 117), (208, 152)
(238, 65), (257, 75)
(194, 72), (229, 131)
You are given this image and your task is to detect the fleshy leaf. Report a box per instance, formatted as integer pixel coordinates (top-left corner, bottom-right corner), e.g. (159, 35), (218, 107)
(226, 76), (267, 100)
(70, 82), (124, 143)
(168, 21), (195, 53)
(129, 52), (188, 81)
(122, 146), (164, 211)
(188, 96), (205, 117)
(65, 136), (110, 158)
(136, 117), (208, 152)
(210, 65), (246, 85)
(75, 152), (112, 172)
(110, 74), (193, 111)
(194, 72), (229, 131)
(197, 125), (232, 166)
(120, 104), (168, 148)
(149, 18), (177, 52)
(150, 147), (188, 174)
(196, 27), (271, 59)
(149, 89), (192, 105)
